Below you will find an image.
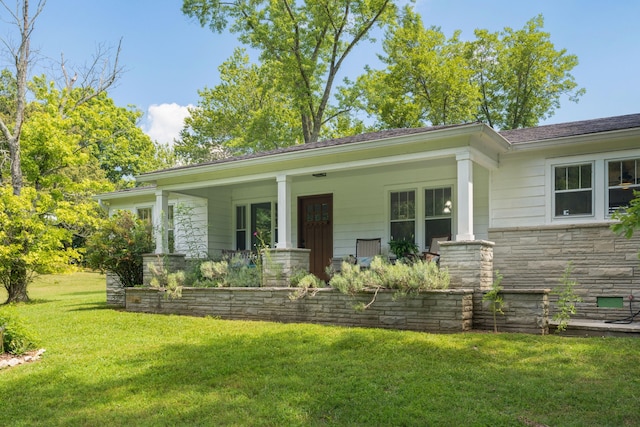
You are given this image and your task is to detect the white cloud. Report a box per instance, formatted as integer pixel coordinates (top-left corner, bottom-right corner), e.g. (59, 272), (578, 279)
(142, 103), (192, 145)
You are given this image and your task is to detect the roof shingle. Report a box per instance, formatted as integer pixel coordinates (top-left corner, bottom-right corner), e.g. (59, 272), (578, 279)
(498, 113), (640, 144)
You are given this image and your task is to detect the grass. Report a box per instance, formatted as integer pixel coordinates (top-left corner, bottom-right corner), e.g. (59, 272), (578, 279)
(1, 273), (640, 426)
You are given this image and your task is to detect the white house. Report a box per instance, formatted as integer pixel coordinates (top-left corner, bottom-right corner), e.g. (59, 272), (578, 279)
(98, 113), (640, 321)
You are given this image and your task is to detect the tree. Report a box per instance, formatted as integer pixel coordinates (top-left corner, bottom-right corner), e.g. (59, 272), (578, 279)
(350, 6), (479, 129)
(0, 186), (80, 303)
(0, 0), (46, 196)
(0, 69), (17, 183)
(351, 10), (584, 130)
(182, 0), (397, 144)
(175, 49), (301, 163)
(469, 15), (585, 129)
(23, 77), (169, 188)
(0, 0), (145, 303)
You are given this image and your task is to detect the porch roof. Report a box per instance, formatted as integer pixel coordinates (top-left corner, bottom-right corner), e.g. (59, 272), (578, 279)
(137, 122), (509, 188)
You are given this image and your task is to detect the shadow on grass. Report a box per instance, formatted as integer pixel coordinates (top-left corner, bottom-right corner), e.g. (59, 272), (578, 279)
(68, 303), (111, 312)
(62, 290), (106, 297)
(2, 324), (639, 426)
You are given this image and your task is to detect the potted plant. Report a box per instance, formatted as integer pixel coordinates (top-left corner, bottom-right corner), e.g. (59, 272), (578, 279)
(389, 239), (419, 260)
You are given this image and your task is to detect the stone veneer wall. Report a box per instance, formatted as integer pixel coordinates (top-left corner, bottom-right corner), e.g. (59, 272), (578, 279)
(142, 253), (186, 286)
(489, 223), (640, 322)
(125, 287), (473, 333)
(439, 240), (549, 332)
(473, 289), (549, 334)
(439, 240), (494, 290)
(261, 248), (311, 287)
(106, 272), (124, 307)
(106, 253), (187, 307)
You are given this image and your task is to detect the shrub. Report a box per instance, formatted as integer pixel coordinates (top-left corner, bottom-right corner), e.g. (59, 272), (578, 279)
(288, 272), (326, 300)
(198, 255), (260, 287)
(85, 210), (154, 287)
(553, 263), (582, 332)
(329, 256), (449, 310)
(0, 307), (39, 355)
(148, 259), (187, 299)
(482, 271), (505, 333)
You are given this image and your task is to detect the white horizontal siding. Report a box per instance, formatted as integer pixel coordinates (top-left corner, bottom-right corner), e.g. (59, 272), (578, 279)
(491, 155), (547, 228)
(172, 196), (209, 258)
(206, 188), (231, 257)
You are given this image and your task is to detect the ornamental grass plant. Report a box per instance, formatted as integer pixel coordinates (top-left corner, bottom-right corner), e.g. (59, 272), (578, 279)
(1, 272), (640, 426)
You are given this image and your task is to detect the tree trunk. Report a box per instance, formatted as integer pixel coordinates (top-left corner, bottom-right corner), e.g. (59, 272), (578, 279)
(4, 260), (30, 304)
(7, 135), (22, 196)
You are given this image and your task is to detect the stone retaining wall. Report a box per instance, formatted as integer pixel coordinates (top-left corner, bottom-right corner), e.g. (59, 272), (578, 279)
(125, 287), (474, 333)
(474, 289), (549, 335)
(489, 223), (640, 322)
(142, 253), (186, 286)
(106, 273), (124, 307)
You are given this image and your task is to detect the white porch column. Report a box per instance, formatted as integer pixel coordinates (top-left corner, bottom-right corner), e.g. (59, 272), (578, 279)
(276, 174), (292, 249)
(154, 190), (169, 254)
(456, 152), (475, 241)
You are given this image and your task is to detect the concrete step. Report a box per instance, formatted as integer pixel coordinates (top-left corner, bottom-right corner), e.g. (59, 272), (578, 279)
(551, 319), (640, 337)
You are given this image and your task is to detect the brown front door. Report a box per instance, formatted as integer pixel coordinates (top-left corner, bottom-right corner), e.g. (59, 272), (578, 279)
(298, 194), (333, 281)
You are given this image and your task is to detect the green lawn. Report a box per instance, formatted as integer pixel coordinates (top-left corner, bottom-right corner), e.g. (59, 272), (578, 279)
(2, 273), (640, 426)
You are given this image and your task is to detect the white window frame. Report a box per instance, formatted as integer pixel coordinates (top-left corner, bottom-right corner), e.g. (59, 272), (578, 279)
(424, 186), (454, 249)
(546, 150), (640, 224)
(547, 158), (596, 223)
(233, 200), (278, 250)
(136, 206), (153, 224)
(167, 204), (175, 253)
(386, 181), (456, 251)
(389, 188), (417, 244)
(606, 157), (640, 216)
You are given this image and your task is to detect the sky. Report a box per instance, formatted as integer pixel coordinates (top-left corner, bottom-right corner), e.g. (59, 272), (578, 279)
(3, 0), (640, 145)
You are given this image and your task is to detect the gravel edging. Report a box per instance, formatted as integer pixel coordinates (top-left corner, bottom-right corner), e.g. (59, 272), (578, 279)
(0, 349), (46, 370)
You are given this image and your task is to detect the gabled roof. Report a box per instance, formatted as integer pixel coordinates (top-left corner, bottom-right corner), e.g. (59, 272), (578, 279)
(499, 113), (640, 144)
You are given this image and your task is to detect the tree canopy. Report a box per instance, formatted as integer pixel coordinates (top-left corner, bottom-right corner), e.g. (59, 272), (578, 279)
(178, 4), (584, 163)
(175, 49), (302, 163)
(352, 11), (584, 130)
(348, 6), (479, 129)
(470, 15), (585, 129)
(182, 0), (397, 148)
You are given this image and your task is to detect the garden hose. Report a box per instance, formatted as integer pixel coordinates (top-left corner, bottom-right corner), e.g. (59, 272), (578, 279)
(605, 295), (640, 324)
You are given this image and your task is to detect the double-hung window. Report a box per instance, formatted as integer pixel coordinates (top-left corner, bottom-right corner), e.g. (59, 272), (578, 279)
(390, 190), (415, 242)
(167, 205), (175, 253)
(137, 207), (152, 224)
(608, 158), (640, 214)
(553, 163), (593, 217)
(235, 206), (247, 250)
(425, 187), (452, 248)
(235, 202), (278, 250)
